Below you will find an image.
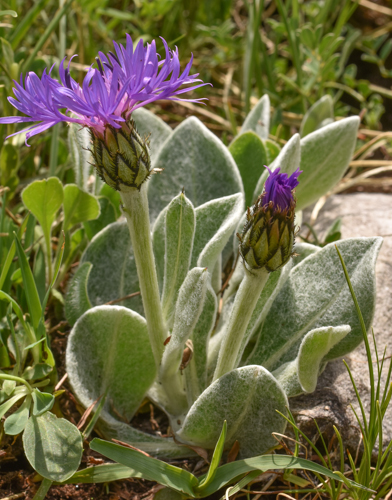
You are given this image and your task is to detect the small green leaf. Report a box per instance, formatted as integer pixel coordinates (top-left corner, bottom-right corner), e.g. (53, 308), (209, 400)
(3, 379), (16, 395)
(23, 412), (83, 482)
(23, 363), (53, 381)
(21, 177), (63, 250)
(63, 184), (100, 232)
(65, 262), (93, 326)
(83, 196), (117, 240)
(32, 388), (54, 416)
(4, 395), (31, 435)
(0, 393), (25, 419)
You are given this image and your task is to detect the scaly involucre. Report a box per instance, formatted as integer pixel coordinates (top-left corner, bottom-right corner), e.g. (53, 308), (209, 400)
(0, 34), (210, 144)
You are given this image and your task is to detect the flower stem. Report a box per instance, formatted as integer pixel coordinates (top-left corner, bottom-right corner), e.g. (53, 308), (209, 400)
(121, 185), (167, 367)
(213, 267), (269, 381)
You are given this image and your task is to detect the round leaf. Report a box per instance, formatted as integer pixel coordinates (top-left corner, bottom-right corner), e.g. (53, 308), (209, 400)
(178, 365), (288, 458)
(66, 305), (156, 420)
(21, 177), (63, 243)
(23, 412), (83, 482)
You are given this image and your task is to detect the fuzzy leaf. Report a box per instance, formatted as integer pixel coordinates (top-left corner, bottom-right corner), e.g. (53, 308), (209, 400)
(300, 95), (334, 137)
(23, 412), (83, 482)
(273, 325), (351, 397)
(191, 193), (244, 271)
(296, 117), (360, 210)
(241, 94), (270, 140)
(161, 192), (195, 328)
(63, 184), (100, 232)
(292, 241), (320, 266)
(247, 237), (382, 370)
(152, 208), (166, 294)
(229, 132), (268, 208)
(185, 284), (218, 403)
(80, 221), (143, 315)
(66, 305), (156, 420)
(160, 269), (208, 397)
(65, 262), (93, 326)
(132, 107), (172, 165)
(148, 116), (244, 221)
(178, 365), (288, 458)
(297, 325), (351, 392)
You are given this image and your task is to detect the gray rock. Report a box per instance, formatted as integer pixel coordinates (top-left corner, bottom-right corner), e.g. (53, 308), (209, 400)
(291, 193), (392, 452)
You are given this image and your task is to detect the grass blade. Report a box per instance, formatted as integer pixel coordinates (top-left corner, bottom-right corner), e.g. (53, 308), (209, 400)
(90, 438), (198, 496)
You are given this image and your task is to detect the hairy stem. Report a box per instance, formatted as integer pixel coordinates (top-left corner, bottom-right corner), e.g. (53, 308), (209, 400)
(213, 267), (269, 381)
(121, 185), (167, 367)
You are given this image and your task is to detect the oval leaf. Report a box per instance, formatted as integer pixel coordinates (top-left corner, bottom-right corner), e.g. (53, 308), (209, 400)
(148, 116), (244, 221)
(66, 305), (156, 420)
(247, 237), (382, 370)
(22, 177), (63, 245)
(81, 221), (143, 315)
(178, 365), (288, 458)
(296, 116), (360, 210)
(23, 412), (83, 482)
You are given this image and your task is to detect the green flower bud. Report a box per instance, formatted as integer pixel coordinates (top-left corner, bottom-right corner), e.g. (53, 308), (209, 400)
(90, 119), (152, 192)
(238, 167), (301, 272)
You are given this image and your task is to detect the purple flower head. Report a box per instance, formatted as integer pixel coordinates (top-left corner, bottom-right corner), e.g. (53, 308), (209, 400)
(263, 166), (302, 211)
(0, 35), (210, 145)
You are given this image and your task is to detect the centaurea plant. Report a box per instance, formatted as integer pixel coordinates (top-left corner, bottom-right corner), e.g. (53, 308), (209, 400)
(0, 35), (209, 367)
(0, 34), (382, 467)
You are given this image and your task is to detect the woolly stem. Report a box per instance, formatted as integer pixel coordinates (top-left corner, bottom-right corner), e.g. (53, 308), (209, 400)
(121, 185), (167, 367)
(213, 266), (269, 381)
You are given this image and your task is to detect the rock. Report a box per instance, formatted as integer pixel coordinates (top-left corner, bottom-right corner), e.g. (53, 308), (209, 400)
(291, 193), (392, 452)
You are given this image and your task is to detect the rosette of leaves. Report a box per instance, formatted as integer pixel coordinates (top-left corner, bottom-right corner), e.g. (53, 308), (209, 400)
(65, 99), (381, 460)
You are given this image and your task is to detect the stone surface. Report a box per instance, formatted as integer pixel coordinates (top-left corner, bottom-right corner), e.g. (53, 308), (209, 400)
(291, 193), (392, 452)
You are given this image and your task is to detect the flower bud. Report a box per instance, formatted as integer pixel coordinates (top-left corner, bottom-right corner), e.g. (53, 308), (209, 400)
(238, 167), (301, 272)
(90, 119), (152, 192)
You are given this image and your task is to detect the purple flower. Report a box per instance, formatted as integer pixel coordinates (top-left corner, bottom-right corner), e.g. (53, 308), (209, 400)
(0, 35), (210, 145)
(263, 166), (301, 211)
